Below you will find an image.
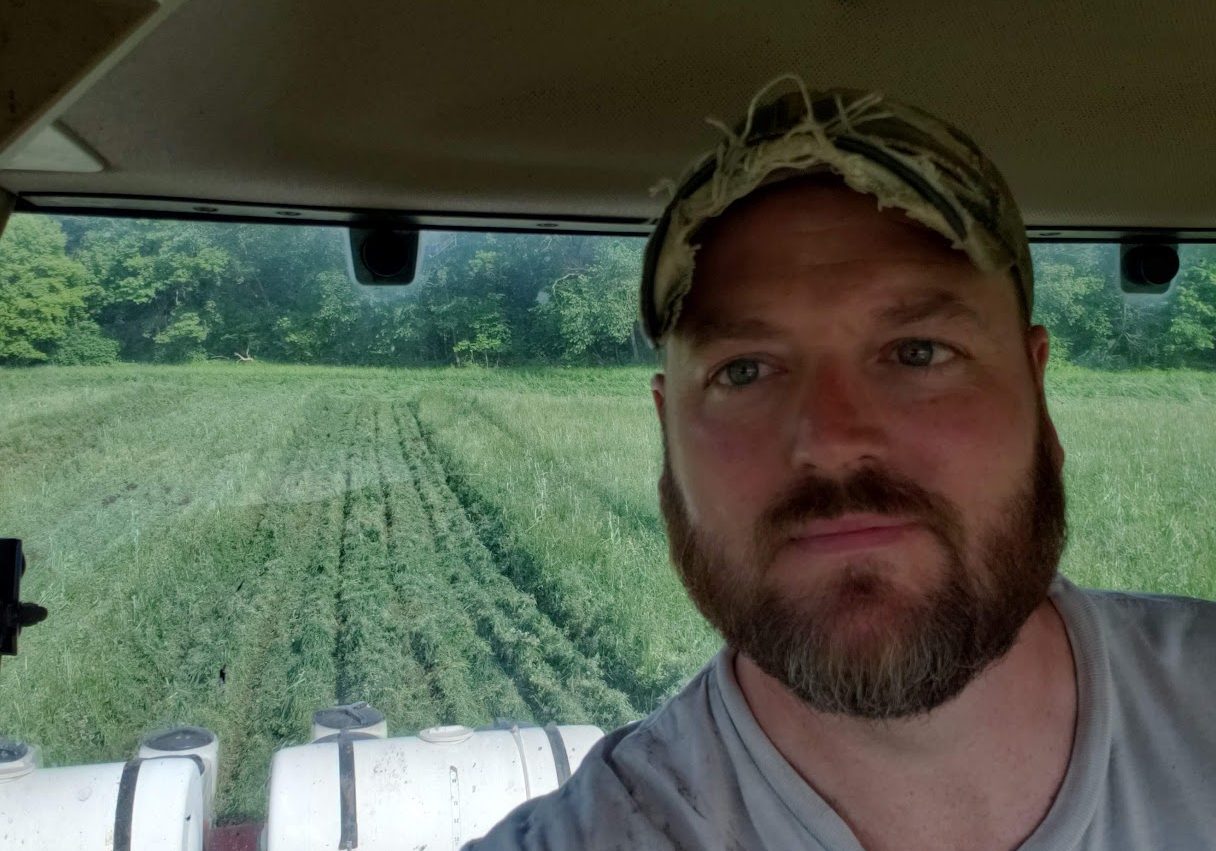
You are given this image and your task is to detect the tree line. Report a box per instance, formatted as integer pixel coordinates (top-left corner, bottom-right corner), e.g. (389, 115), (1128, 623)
(1032, 243), (1216, 369)
(0, 215), (648, 367)
(2, 214), (1215, 369)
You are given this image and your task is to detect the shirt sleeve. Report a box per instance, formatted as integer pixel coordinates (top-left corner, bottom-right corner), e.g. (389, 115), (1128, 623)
(464, 728), (676, 851)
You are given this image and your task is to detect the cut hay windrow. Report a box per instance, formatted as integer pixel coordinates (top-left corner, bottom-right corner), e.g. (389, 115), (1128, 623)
(395, 402), (637, 728)
(411, 388), (717, 712)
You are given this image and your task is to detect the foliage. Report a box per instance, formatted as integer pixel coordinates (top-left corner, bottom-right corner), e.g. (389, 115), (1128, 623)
(533, 239), (641, 363)
(0, 217), (94, 363)
(1032, 258), (1118, 363)
(73, 219), (232, 362)
(49, 320), (120, 365)
(1164, 263), (1216, 365)
(0, 218), (657, 367)
(450, 295), (512, 366)
(6, 214), (1216, 370)
(1031, 244), (1216, 369)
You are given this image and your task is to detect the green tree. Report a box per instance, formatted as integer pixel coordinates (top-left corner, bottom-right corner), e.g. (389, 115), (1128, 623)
(1031, 252), (1121, 365)
(207, 225), (349, 361)
(533, 238), (642, 363)
(49, 320), (120, 365)
(153, 310), (211, 362)
(396, 231), (649, 366)
(421, 294), (509, 365)
(1028, 244), (1216, 369)
(1163, 262), (1216, 365)
(6, 215), (654, 368)
(76, 219), (233, 361)
(0, 215), (95, 364)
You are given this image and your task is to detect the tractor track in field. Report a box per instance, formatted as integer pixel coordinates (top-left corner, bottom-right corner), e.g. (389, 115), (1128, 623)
(333, 460), (357, 704)
(215, 392), (348, 820)
(373, 409), (397, 556)
(207, 447), (305, 817)
(393, 400), (581, 721)
(405, 397), (664, 710)
(405, 629), (454, 718)
(393, 401), (638, 728)
(330, 398), (439, 723)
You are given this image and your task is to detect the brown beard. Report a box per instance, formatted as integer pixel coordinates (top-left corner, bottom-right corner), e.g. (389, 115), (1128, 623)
(659, 410), (1067, 719)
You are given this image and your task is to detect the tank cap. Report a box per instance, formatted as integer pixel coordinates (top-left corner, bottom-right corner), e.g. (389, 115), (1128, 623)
(142, 726), (216, 752)
(313, 702), (385, 731)
(0, 739), (29, 763)
(419, 724), (474, 744)
(0, 739), (36, 780)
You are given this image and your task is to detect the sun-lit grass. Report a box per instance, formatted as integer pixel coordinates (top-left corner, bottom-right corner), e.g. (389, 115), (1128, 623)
(1048, 370), (1216, 599)
(0, 361), (1214, 821)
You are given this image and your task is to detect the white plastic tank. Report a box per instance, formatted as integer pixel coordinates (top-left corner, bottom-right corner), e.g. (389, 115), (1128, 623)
(265, 722), (604, 850)
(139, 726), (220, 831)
(0, 739), (206, 850)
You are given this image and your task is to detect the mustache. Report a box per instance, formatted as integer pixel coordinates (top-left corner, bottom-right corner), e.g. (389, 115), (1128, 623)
(758, 465), (962, 543)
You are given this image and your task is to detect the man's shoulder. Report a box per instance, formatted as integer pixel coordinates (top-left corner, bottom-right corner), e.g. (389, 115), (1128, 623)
(1062, 580), (1216, 700)
(1060, 583), (1216, 842)
(462, 722), (658, 851)
(466, 658), (731, 850)
(1070, 581), (1216, 645)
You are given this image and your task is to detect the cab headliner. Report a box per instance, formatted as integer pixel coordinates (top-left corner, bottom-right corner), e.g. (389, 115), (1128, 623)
(3, 0), (1214, 233)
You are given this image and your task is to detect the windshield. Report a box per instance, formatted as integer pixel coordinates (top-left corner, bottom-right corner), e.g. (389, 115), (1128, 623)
(1, 214), (1214, 824)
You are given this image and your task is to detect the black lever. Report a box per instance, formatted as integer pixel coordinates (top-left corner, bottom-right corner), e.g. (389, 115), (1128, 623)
(1, 539), (47, 660)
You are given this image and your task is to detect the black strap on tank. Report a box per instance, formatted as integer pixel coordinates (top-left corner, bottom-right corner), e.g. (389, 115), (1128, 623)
(114, 755), (205, 851)
(113, 757), (143, 851)
(338, 730), (359, 849)
(543, 723), (571, 784)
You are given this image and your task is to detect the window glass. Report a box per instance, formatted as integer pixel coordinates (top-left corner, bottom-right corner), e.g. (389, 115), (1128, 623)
(0, 215), (1213, 825)
(1031, 242), (1216, 601)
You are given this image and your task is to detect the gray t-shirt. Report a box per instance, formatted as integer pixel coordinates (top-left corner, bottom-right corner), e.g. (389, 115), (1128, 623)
(467, 577), (1216, 849)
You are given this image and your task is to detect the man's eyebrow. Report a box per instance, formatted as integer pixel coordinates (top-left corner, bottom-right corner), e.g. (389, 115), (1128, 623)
(876, 290), (988, 328)
(681, 317), (786, 350)
(680, 292), (985, 348)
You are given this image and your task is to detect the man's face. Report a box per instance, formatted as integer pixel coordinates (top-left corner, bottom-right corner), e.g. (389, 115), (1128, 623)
(652, 178), (1067, 719)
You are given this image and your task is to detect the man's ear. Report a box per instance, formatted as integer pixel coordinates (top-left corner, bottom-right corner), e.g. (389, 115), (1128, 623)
(1026, 324), (1052, 393)
(1027, 324), (1066, 472)
(651, 372), (666, 427)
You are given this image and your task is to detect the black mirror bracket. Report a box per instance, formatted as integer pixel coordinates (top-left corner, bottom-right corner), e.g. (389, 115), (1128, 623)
(1, 539), (48, 667)
(346, 227), (420, 285)
(1120, 240), (1180, 295)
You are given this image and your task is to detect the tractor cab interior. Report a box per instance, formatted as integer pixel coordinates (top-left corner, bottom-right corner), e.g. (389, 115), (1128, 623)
(2, 2), (1215, 849)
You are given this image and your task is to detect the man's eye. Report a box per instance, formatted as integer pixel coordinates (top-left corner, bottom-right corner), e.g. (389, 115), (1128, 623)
(893, 339), (955, 368)
(713, 359), (766, 387)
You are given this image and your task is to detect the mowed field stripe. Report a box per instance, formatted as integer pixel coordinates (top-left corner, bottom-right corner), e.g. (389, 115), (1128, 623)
(210, 391), (350, 820)
(397, 400), (638, 729)
(330, 398), (435, 720)
(412, 388), (715, 712)
(376, 400), (535, 728)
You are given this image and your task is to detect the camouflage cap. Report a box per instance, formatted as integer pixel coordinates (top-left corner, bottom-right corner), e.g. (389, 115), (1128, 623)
(640, 76), (1033, 346)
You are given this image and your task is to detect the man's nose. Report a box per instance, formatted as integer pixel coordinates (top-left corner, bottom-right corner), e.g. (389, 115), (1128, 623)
(789, 361), (886, 472)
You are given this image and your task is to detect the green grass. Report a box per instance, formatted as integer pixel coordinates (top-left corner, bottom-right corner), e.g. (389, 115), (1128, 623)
(0, 361), (1214, 821)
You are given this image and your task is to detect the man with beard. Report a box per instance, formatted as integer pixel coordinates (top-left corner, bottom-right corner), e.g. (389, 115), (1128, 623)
(469, 79), (1216, 850)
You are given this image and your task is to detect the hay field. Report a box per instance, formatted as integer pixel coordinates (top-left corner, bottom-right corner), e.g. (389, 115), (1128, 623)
(0, 363), (1213, 821)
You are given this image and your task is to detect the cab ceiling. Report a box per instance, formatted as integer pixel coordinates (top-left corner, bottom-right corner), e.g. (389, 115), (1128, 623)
(2, 0), (1214, 230)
